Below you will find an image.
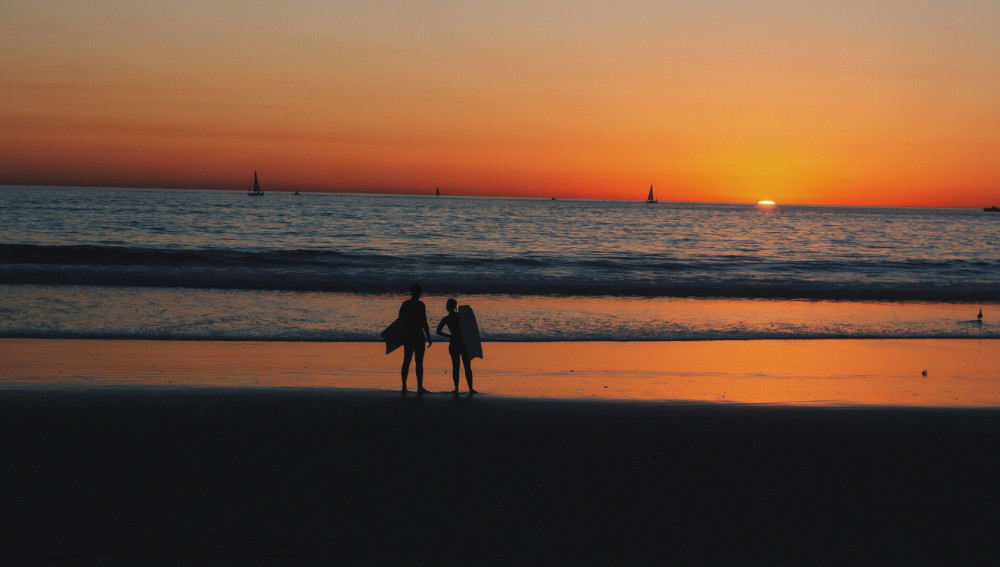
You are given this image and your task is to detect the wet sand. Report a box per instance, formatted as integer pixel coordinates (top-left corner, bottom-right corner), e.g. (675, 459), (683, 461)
(3, 338), (999, 405)
(2, 339), (1000, 564)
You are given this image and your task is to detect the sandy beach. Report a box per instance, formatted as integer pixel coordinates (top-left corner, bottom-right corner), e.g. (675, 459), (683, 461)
(2, 338), (1000, 565)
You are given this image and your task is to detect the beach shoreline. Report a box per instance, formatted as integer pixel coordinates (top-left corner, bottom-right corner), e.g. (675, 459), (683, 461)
(3, 338), (999, 563)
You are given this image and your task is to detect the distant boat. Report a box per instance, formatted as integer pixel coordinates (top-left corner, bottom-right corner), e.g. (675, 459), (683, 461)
(645, 184), (657, 204)
(985, 206), (999, 212)
(436, 186), (440, 196)
(247, 171), (263, 196)
(294, 191), (301, 196)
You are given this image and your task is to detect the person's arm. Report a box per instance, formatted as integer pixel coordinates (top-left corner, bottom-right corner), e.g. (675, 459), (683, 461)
(436, 317), (451, 339)
(421, 305), (432, 346)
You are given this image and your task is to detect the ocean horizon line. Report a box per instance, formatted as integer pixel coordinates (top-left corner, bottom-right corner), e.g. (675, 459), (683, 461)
(1, 184), (992, 210)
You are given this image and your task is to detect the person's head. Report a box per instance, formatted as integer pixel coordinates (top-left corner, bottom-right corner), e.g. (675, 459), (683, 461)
(446, 298), (457, 313)
(410, 283), (422, 299)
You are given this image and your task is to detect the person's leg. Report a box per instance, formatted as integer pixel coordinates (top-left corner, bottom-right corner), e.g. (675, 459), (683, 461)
(401, 346), (413, 392)
(414, 344), (427, 393)
(462, 352), (476, 393)
(448, 342), (460, 392)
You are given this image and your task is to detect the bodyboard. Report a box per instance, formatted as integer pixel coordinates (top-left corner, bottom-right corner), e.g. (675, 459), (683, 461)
(458, 305), (483, 359)
(381, 319), (404, 354)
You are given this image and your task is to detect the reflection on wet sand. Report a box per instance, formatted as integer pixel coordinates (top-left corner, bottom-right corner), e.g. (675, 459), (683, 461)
(2, 338), (998, 406)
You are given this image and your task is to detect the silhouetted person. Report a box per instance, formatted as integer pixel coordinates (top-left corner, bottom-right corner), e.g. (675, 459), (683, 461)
(399, 284), (432, 394)
(436, 298), (476, 394)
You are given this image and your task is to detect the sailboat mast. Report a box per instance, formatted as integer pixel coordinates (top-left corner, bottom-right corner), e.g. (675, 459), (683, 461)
(247, 170), (263, 195)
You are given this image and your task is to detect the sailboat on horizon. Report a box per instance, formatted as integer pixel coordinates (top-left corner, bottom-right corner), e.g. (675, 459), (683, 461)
(645, 184), (657, 204)
(247, 171), (263, 196)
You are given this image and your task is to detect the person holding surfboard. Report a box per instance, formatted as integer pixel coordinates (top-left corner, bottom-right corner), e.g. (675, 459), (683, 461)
(399, 284), (432, 394)
(436, 298), (477, 394)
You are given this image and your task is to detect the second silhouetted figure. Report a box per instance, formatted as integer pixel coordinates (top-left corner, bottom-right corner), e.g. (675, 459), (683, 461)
(436, 298), (476, 394)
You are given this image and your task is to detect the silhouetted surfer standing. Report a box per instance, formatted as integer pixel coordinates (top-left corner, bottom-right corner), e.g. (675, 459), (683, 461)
(436, 298), (476, 394)
(399, 284), (432, 394)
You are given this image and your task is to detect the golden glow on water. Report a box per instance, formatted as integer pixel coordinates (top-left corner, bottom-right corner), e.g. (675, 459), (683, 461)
(2, 339), (998, 407)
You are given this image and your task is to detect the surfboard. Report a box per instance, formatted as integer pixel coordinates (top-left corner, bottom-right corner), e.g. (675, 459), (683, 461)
(380, 319), (404, 354)
(458, 305), (483, 359)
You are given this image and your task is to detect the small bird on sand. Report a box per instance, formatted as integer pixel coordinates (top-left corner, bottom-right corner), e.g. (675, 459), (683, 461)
(978, 309), (983, 321)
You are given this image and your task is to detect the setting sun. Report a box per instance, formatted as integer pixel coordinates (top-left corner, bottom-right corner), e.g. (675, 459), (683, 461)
(757, 200), (776, 206)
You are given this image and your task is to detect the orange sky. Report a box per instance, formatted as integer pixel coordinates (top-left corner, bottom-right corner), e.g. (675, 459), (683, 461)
(2, 1), (1000, 206)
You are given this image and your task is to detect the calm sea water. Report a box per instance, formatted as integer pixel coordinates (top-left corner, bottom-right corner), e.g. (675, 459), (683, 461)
(1, 185), (998, 341)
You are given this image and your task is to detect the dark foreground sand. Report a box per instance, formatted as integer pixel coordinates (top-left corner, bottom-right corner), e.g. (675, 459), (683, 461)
(2, 387), (999, 565)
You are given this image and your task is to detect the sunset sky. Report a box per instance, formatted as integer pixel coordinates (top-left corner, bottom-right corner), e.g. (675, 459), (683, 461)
(3, 1), (999, 206)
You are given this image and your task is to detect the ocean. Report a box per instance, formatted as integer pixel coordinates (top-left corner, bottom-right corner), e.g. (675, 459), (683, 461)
(1, 185), (998, 342)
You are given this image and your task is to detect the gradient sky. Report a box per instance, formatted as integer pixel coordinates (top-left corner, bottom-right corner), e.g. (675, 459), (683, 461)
(3, 1), (1000, 205)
